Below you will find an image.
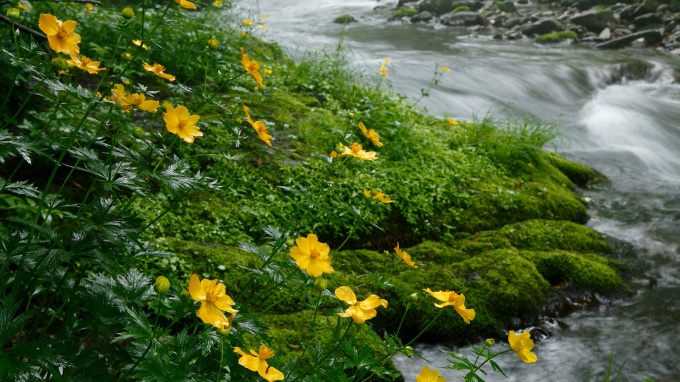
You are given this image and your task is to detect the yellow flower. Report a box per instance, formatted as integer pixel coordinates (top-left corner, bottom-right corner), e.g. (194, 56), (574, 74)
(384, 58), (391, 63)
(395, 243), (417, 268)
(335, 286), (388, 324)
(243, 105), (272, 147)
(423, 288), (475, 324)
(111, 84), (160, 113)
(240, 47), (265, 88)
(242, 19), (254, 25)
(234, 346), (284, 382)
(142, 62), (175, 81)
(174, 0), (197, 10)
(263, 68), (273, 74)
(132, 39), (148, 50)
(290, 234), (333, 278)
(188, 274), (237, 328)
(258, 24), (267, 30)
(207, 38), (219, 50)
(260, 13), (267, 20)
(331, 143), (377, 161)
(38, 14), (81, 55)
(441, 66), (451, 73)
(163, 104), (203, 143)
(85, 3), (94, 11)
(447, 118), (458, 126)
(508, 331), (537, 364)
(66, 55), (105, 74)
(379, 65), (388, 77)
(364, 189), (394, 204)
(214, 0), (223, 5)
(416, 365), (446, 382)
(358, 122), (383, 147)
(242, 31), (247, 37)
(17, 2), (29, 11)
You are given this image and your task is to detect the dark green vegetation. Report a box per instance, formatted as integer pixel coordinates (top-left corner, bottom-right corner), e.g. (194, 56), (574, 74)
(0, 1), (632, 380)
(536, 31), (579, 43)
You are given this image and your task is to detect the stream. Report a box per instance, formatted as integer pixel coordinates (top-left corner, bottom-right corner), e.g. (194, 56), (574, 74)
(243, 1), (680, 380)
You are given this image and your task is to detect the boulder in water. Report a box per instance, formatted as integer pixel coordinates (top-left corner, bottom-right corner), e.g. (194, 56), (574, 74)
(521, 18), (564, 36)
(595, 28), (662, 48)
(441, 11), (487, 26)
(569, 8), (615, 33)
(333, 14), (357, 24)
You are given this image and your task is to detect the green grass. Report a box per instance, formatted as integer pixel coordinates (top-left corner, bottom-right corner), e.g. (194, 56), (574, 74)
(536, 30), (579, 43)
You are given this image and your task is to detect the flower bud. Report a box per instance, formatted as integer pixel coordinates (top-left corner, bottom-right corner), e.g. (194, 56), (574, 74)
(6, 8), (20, 19)
(154, 276), (170, 294)
(314, 278), (328, 291)
(409, 292), (418, 301)
(285, 237), (295, 247)
(207, 38), (219, 50)
(121, 52), (132, 61)
(51, 57), (68, 70)
(121, 7), (134, 19)
(216, 326), (231, 336)
(181, 288), (190, 298)
(403, 345), (414, 357)
(485, 338), (495, 346)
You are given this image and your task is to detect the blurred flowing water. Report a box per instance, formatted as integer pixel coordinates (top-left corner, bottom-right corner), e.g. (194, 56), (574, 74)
(244, 1), (680, 380)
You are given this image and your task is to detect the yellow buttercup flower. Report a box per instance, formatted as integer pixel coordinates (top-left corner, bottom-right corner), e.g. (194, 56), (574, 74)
(214, 0), (223, 5)
(207, 38), (219, 50)
(447, 118), (458, 126)
(258, 24), (267, 30)
(416, 365), (446, 382)
(243, 105), (272, 147)
(66, 55), (105, 74)
(508, 331), (537, 364)
(163, 104), (203, 143)
(263, 68), (273, 74)
(335, 286), (388, 324)
(364, 189), (394, 204)
(174, 0), (197, 10)
(240, 47), (265, 88)
(111, 84), (160, 113)
(85, 3), (94, 11)
(395, 243), (417, 268)
(234, 346), (284, 382)
(142, 62), (176, 81)
(188, 274), (237, 328)
(441, 66), (451, 73)
(358, 122), (383, 147)
(331, 143), (377, 161)
(379, 65), (388, 77)
(423, 288), (475, 324)
(38, 14), (81, 55)
(132, 39), (148, 50)
(289, 234), (333, 278)
(242, 19), (254, 25)
(17, 2), (30, 11)
(384, 58), (391, 63)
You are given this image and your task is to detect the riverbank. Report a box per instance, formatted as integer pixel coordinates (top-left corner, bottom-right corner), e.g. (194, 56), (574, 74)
(369, 0), (680, 52)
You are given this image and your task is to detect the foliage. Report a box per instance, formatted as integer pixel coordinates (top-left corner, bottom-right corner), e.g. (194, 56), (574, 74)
(0, 1), (630, 381)
(452, 6), (471, 13)
(393, 7), (419, 18)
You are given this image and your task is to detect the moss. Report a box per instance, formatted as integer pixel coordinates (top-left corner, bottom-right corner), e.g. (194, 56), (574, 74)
(520, 250), (630, 294)
(333, 14), (357, 24)
(392, 7), (418, 18)
(451, 5), (470, 13)
(535, 31), (578, 43)
(545, 152), (607, 187)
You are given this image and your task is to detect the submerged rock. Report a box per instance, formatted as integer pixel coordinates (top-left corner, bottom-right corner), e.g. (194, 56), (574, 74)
(595, 28), (663, 48)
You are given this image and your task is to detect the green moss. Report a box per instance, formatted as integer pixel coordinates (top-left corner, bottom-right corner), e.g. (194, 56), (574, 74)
(545, 152), (607, 187)
(393, 7), (418, 18)
(451, 5), (470, 13)
(536, 31), (578, 43)
(333, 14), (357, 24)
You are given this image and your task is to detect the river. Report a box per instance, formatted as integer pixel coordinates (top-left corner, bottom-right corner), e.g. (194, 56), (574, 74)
(243, 1), (680, 380)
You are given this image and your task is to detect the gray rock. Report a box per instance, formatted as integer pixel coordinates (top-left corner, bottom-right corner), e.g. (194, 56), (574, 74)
(503, 16), (528, 28)
(569, 8), (614, 33)
(450, 0), (485, 12)
(633, 13), (664, 28)
(595, 28), (663, 48)
(418, 0), (456, 15)
(497, 1), (518, 13)
(411, 11), (435, 22)
(599, 26), (612, 39)
(521, 18), (564, 35)
(441, 11), (487, 26)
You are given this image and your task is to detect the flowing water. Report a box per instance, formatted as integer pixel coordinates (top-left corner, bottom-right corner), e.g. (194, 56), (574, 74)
(243, 1), (680, 380)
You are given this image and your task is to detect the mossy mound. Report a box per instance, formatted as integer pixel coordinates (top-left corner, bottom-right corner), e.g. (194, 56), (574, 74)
(536, 31), (579, 43)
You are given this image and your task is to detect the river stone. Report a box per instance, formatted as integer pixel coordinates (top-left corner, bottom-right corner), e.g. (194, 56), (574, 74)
(599, 26), (612, 39)
(333, 14), (357, 24)
(569, 8), (614, 33)
(497, 1), (517, 13)
(441, 11), (487, 26)
(503, 16), (528, 28)
(411, 10), (435, 22)
(595, 28), (662, 48)
(633, 13), (664, 28)
(417, 0), (456, 15)
(521, 18), (564, 36)
(450, 0), (485, 12)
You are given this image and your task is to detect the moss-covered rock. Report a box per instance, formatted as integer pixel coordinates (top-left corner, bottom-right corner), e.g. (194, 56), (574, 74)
(545, 151), (607, 187)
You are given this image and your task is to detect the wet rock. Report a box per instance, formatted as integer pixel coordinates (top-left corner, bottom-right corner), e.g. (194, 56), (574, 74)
(333, 14), (357, 24)
(599, 26), (612, 39)
(441, 11), (487, 26)
(496, 0), (518, 13)
(596, 28), (663, 48)
(521, 18), (564, 36)
(450, 0), (485, 12)
(418, 0), (457, 15)
(411, 11), (435, 22)
(503, 16), (528, 28)
(633, 13), (664, 28)
(569, 8), (614, 33)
